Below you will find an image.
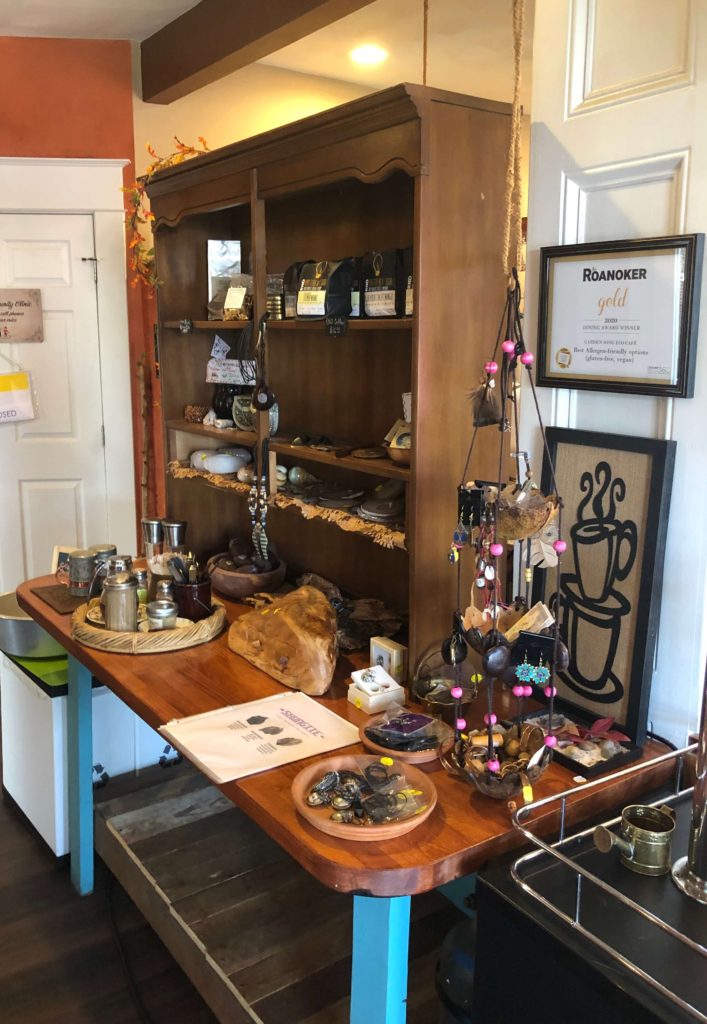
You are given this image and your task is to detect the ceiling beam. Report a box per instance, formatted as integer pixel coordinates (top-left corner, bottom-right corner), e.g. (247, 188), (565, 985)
(141, 0), (376, 104)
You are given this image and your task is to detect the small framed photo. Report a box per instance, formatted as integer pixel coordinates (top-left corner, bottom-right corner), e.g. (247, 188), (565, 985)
(537, 234), (703, 397)
(51, 545), (77, 578)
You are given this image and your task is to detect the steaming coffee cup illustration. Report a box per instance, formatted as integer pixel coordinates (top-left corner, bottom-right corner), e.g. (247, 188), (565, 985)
(571, 518), (637, 604)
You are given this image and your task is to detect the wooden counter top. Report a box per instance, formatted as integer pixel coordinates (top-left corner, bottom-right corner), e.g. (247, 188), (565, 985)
(17, 576), (674, 897)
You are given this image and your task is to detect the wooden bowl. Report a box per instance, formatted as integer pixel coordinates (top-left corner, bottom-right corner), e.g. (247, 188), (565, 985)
(359, 714), (454, 764)
(207, 553), (287, 599)
(386, 446), (411, 466)
(292, 754), (437, 841)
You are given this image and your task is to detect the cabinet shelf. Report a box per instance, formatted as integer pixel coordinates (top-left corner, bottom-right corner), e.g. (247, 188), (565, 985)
(270, 438), (410, 480)
(162, 320), (251, 332)
(166, 420), (256, 447)
(267, 318), (413, 332)
(168, 461), (406, 551)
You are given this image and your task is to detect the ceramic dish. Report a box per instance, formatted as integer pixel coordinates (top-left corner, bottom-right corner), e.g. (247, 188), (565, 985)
(190, 449), (212, 469)
(203, 452), (247, 475)
(359, 714), (454, 764)
(291, 754), (437, 842)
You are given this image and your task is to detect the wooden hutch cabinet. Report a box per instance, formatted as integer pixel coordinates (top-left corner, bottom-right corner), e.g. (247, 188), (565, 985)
(147, 83), (510, 672)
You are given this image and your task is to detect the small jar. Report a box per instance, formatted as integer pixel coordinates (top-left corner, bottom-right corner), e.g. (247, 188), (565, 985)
(155, 579), (175, 602)
(133, 568), (148, 605)
(146, 600), (178, 630)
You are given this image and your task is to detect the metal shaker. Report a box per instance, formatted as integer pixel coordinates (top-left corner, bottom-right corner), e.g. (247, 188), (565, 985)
(103, 572), (139, 632)
(161, 519), (187, 553)
(141, 518), (163, 560)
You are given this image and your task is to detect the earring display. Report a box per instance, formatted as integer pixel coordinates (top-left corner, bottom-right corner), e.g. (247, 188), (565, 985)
(437, 271), (570, 801)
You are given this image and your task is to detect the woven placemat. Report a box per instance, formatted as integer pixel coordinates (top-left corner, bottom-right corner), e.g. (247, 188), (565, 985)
(31, 584), (86, 615)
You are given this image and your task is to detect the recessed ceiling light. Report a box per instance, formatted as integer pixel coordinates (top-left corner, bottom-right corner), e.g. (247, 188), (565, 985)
(349, 43), (389, 67)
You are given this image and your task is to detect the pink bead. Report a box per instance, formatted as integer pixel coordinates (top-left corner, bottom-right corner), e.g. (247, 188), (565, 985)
(544, 685), (557, 698)
(512, 684), (524, 698)
(487, 759), (501, 772)
(484, 712), (497, 726)
(450, 686), (463, 700)
(489, 542), (504, 558)
(522, 685), (533, 698)
(520, 351), (534, 366)
(484, 360), (498, 375)
(544, 734), (558, 748)
(553, 539), (567, 554)
(456, 718), (467, 731)
(502, 339), (515, 354)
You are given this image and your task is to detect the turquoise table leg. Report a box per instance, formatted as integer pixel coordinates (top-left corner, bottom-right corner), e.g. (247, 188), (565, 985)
(67, 655), (93, 894)
(350, 895), (411, 1024)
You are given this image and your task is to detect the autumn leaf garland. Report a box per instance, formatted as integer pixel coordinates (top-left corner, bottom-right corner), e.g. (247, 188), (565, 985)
(122, 136), (210, 289)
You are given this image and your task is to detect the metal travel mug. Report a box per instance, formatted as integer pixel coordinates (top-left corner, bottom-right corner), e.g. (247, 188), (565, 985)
(68, 550), (96, 598)
(594, 803), (676, 875)
(103, 571), (139, 632)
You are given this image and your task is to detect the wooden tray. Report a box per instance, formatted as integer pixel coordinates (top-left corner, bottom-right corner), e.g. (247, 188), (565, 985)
(71, 599), (227, 655)
(292, 754), (437, 842)
(359, 714), (454, 764)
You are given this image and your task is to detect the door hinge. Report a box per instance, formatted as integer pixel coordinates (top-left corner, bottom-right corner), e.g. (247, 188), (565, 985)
(101, 424), (106, 447)
(81, 256), (99, 284)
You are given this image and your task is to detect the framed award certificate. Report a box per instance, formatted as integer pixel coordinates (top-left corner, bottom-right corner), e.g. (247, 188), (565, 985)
(537, 234), (703, 397)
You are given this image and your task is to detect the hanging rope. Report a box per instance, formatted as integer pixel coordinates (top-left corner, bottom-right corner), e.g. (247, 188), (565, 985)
(422, 0), (429, 86)
(502, 0), (526, 278)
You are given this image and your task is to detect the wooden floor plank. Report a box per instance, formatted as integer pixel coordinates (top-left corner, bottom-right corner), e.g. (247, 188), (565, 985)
(95, 768), (209, 820)
(109, 785), (233, 845)
(130, 804), (258, 860)
(176, 855), (302, 926)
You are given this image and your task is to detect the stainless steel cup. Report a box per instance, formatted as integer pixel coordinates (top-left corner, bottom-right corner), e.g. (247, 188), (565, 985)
(68, 550), (96, 597)
(594, 803), (676, 876)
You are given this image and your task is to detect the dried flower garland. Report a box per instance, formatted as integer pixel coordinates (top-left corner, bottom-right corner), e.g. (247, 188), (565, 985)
(123, 136), (210, 289)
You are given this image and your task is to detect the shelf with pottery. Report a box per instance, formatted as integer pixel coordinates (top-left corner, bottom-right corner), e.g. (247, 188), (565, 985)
(167, 459), (406, 551)
(162, 320), (252, 332)
(166, 419), (257, 448)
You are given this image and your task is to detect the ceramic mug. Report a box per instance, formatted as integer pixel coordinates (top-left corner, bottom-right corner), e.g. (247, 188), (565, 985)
(594, 803), (675, 875)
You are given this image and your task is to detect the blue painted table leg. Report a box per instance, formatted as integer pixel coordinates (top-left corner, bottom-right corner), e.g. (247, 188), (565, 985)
(67, 654), (93, 894)
(350, 895), (411, 1024)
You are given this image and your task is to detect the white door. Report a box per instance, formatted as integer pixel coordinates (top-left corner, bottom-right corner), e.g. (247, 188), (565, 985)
(523, 1), (706, 742)
(0, 214), (109, 590)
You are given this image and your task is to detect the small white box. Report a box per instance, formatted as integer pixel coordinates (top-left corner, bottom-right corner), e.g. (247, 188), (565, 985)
(347, 665), (406, 714)
(369, 637), (408, 684)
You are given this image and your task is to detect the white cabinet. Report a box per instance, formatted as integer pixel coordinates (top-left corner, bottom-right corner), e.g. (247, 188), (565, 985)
(0, 654), (166, 855)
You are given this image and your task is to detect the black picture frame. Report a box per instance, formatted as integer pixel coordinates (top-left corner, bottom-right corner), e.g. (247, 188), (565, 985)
(532, 428), (675, 745)
(537, 234), (703, 397)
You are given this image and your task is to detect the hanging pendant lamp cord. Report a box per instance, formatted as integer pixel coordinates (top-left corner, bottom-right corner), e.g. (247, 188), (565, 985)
(502, 0), (526, 279)
(422, 0), (429, 86)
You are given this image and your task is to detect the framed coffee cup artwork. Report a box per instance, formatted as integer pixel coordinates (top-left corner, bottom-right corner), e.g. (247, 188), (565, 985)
(533, 428), (675, 744)
(536, 234), (703, 397)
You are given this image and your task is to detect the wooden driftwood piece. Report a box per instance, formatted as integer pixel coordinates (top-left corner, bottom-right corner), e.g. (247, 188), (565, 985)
(227, 585), (338, 695)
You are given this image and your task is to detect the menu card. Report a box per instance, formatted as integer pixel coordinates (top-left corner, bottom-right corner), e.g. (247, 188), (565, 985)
(159, 691), (359, 784)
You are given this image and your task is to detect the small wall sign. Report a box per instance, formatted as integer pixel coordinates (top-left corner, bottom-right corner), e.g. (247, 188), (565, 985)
(0, 371), (36, 423)
(0, 289), (44, 342)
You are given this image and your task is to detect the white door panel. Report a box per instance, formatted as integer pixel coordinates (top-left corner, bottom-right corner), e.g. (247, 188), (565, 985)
(0, 214), (108, 590)
(524, 0), (707, 742)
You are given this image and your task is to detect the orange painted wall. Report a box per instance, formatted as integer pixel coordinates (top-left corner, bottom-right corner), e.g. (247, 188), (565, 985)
(0, 37), (158, 536)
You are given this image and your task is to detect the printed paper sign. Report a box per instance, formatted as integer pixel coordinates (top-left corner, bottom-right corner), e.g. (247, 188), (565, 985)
(159, 691), (359, 783)
(0, 371), (35, 423)
(211, 334), (231, 359)
(0, 290), (43, 342)
(206, 358), (256, 384)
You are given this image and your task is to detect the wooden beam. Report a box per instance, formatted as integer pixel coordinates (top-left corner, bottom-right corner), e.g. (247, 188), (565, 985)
(141, 0), (375, 104)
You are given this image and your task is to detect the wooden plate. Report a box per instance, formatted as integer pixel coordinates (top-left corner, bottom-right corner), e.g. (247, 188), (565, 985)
(359, 715), (454, 764)
(292, 754), (437, 842)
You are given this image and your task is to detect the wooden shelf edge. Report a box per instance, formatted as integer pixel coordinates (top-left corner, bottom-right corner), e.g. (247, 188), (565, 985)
(270, 439), (410, 480)
(167, 462), (407, 552)
(268, 318), (413, 332)
(162, 320), (251, 331)
(166, 420), (256, 446)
